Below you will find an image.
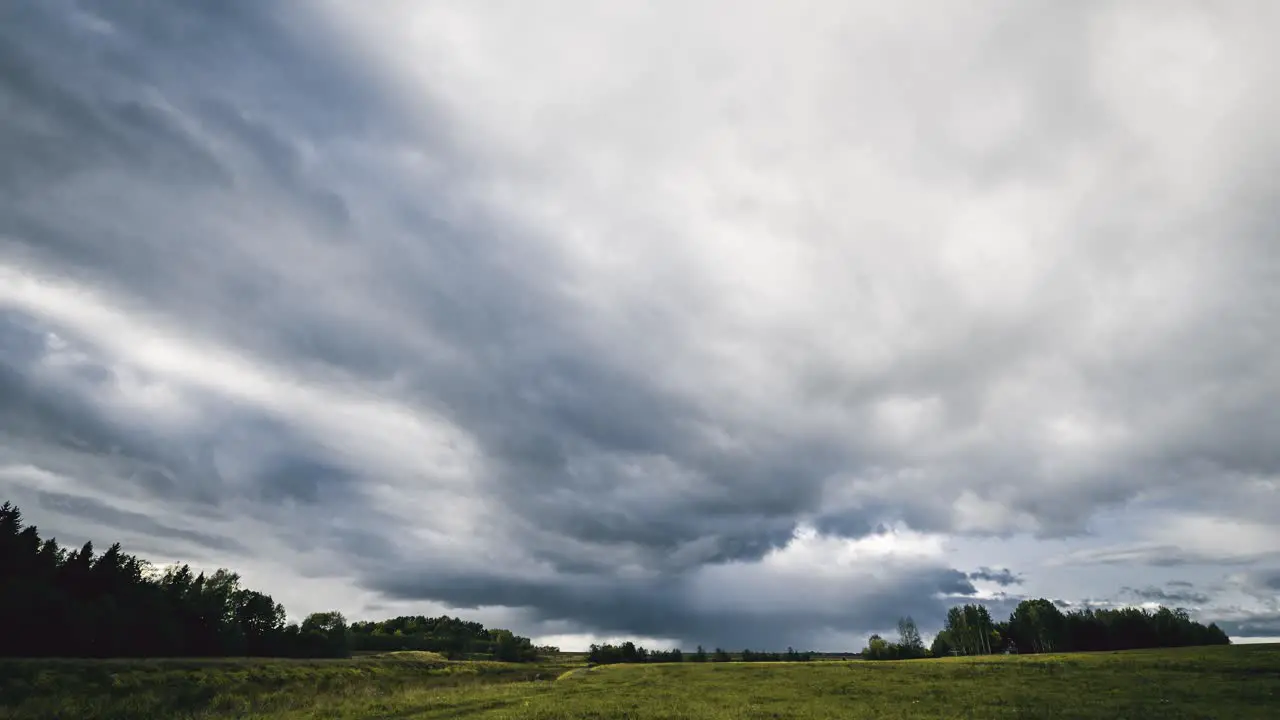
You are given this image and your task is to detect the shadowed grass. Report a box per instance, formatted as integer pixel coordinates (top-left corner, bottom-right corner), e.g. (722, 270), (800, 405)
(0, 652), (571, 719)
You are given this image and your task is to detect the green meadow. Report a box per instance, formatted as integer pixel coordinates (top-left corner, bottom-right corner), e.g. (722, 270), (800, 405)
(2, 644), (1277, 719)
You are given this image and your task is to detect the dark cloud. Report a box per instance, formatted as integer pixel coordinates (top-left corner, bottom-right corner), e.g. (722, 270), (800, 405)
(0, 321), (176, 477)
(1210, 614), (1280, 638)
(2, 0), (1279, 648)
(1122, 585), (1211, 606)
(1236, 569), (1280, 597)
(1066, 539), (1279, 568)
(34, 490), (244, 553)
(967, 567), (1023, 587)
(196, 99), (350, 228)
(255, 455), (354, 506)
(372, 564), (977, 649)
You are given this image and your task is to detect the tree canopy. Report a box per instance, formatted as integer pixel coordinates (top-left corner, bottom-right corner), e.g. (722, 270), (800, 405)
(876, 600), (1230, 661)
(0, 501), (539, 660)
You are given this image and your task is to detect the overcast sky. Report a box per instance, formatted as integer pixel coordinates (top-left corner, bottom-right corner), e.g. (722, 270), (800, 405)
(2, 1), (1278, 650)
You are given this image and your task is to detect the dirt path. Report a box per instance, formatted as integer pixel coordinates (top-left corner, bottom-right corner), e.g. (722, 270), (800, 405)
(555, 666), (594, 681)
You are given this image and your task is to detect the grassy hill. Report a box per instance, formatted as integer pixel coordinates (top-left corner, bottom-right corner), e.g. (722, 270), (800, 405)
(2, 644), (1277, 719)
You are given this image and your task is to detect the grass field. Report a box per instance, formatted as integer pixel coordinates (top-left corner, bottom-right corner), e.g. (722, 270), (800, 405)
(2, 644), (1277, 719)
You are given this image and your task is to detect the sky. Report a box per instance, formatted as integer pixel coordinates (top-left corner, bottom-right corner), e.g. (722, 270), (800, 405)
(1, 1), (1278, 650)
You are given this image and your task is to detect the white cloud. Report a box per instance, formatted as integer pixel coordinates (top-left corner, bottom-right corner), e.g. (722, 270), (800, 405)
(316, 0), (1280, 534)
(688, 526), (951, 615)
(0, 264), (490, 540)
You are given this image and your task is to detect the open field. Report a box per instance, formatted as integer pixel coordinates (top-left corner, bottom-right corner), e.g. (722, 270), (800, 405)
(0, 652), (572, 720)
(2, 644), (1277, 719)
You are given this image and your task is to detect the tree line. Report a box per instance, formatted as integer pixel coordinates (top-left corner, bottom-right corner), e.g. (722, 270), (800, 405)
(587, 642), (684, 664)
(863, 599), (1230, 660)
(588, 643), (815, 665)
(2, 500), (1232, 662)
(0, 501), (539, 660)
(738, 647), (814, 662)
(349, 615), (538, 661)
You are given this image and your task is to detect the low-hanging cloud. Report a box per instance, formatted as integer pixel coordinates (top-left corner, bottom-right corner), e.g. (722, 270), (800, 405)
(1123, 585), (1212, 607)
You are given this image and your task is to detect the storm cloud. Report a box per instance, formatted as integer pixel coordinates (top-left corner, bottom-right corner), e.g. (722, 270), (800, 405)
(2, 0), (1279, 647)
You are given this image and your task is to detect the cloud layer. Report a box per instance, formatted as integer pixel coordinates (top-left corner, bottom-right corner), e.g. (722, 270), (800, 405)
(2, 0), (1278, 647)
